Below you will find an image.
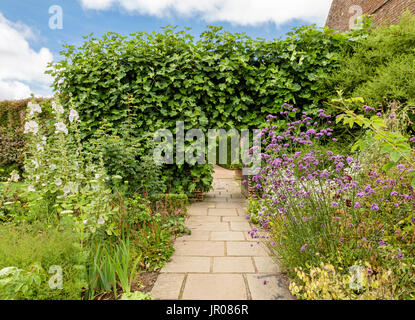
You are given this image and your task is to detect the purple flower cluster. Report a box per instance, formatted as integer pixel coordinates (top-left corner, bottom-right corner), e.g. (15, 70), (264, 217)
(247, 103), (415, 264)
(363, 105), (375, 113)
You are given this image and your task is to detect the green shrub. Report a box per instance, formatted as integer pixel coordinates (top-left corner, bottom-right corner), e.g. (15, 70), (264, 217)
(0, 98), (52, 180)
(325, 12), (415, 132)
(123, 194), (188, 272)
(0, 98), (51, 131)
(354, 53), (415, 108)
(134, 222), (175, 271)
(0, 130), (25, 180)
(153, 193), (189, 215)
(47, 25), (350, 196)
(90, 132), (166, 197)
(0, 224), (85, 300)
(247, 198), (261, 224)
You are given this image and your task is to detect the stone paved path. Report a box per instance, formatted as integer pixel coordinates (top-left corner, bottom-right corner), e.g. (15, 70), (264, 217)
(151, 165), (292, 300)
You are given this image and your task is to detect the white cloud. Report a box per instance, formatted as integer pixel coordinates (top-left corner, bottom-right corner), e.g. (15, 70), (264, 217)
(81, 0), (115, 10)
(80, 0), (332, 25)
(0, 80), (31, 100)
(0, 13), (53, 100)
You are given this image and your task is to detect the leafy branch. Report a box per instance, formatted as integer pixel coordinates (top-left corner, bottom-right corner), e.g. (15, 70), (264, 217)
(328, 95), (415, 187)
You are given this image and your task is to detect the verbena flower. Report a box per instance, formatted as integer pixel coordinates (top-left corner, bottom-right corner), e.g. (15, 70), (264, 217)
(371, 203), (379, 211)
(363, 105), (375, 113)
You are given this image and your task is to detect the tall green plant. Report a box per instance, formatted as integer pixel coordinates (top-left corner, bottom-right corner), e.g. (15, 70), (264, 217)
(111, 238), (140, 294)
(86, 239), (140, 299)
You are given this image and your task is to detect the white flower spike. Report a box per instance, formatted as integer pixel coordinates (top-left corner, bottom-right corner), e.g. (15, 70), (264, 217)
(28, 102), (42, 116)
(69, 109), (79, 123)
(54, 122), (68, 134)
(52, 102), (64, 114)
(24, 121), (39, 135)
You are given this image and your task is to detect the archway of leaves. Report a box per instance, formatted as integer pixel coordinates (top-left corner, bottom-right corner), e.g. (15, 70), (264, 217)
(48, 25), (351, 196)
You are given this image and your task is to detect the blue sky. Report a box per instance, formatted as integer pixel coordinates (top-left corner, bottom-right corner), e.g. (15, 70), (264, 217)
(0, 0), (333, 99)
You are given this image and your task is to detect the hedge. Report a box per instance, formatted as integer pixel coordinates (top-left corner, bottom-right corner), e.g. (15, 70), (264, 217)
(0, 98), (51, 178)
(44, 25), (355, 195)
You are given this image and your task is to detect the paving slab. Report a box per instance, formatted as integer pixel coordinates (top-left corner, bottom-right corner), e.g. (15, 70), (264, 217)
(230, 221), (252, 231)
(182, 274), (247, 300)
(174, 241), (225, 256)
(187, 222), (229, 232)
(151, 273), (184, 300)
(188, 208), (209, 216)
(254, 256), (280, 273)
(161, 256), (211, 273)
(187, 216), (221, 223)
(216, 203), (247, 209)
(226, 241), (269, 256)
(189, 202), (216, 209)
(213, 257), (255, 273)
(175, 230), (210, 241)
(237, 208), (248, 216)
(246, 274), (293, 300)
(222, 216), (249, 222)
(208, 208), (238, 216)
(210, 231), (245, 241)
(151, 165), (291, 300)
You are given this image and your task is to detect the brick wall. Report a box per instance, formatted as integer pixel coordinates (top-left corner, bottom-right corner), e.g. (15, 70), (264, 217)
(326, 0), (415, 32)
